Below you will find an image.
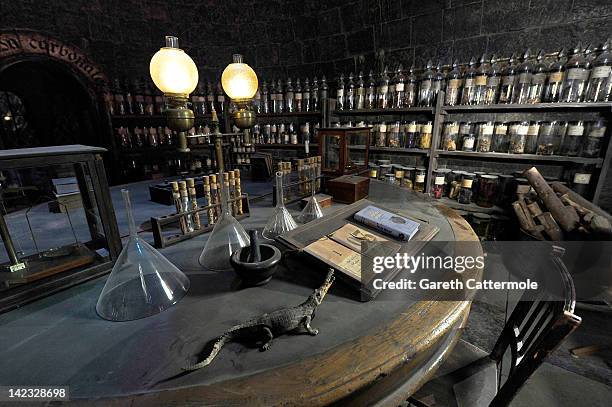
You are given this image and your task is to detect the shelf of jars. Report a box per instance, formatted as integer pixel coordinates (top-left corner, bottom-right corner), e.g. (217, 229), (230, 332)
(254, 143), (319, 149)
(334, 107), (434, 115)
(350, 145), (429, 155)
(256, 111), (322, 118)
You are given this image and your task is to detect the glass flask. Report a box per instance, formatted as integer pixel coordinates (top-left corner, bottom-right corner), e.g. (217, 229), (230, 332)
(199, 171), (250, 271)
(473, 54), (489, 105)
(355, 71), (365, 109)
(536, 121), (558, 155)
(528, 50), (547, 103)
(377, 67), (390, 109)
(263, 171), (298, 239)
(484, 55), (501, 105)
(365, 70), (377, 109)
(582, 121), (606, 158)
(96, 189), (190, 321)
(492, 122), (509, 152)
(414, 168), (427, 192)
(561, 44), (590, 102)
(459, 122), (474, 151)
(432, 61), (446, 102)
(419, 121), (433, 149)
(285, 78), (295, 113)
(302, 78), (311, 112)
(457, 173), (475, 204)
(392, 65), (406, 108)
(294, 78), (303, 112)
(419, 60), (435, 107)
(320, 76), (329, 105)
(544, 48), (566, 102)
(512, 49), (533, 104)
(336, 74), (345, 111)
(499, 53), (518, 104)
(461, 56), (478, 105)
(388, 121), (401, 148)
(445, 60), (462, 106)
(509, 121), (529, 154)
(405, 65), (418, 108)
(406, 121), (419, 148)
(376, 122), (387, 147)
(297, 166), (323, 223)
(441, 121), (459, 151)
(311, 76), (320, 111)
(586, 39), (612, 102)
(431, 170), (446, 199)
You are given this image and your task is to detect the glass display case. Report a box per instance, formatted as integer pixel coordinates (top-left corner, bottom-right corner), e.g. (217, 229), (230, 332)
(317, 127), (371, 176)
(0, 145), (121, 312)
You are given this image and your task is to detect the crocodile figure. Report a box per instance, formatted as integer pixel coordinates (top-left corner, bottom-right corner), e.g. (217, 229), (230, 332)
(184, 269), (335, 371)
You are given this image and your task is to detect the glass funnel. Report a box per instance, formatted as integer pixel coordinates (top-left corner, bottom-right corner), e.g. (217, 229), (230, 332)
(96, 189), (190, 321)
(297, 166), (323, 223)
(199, 171), (250, 271)
(263, 171), (298, 239)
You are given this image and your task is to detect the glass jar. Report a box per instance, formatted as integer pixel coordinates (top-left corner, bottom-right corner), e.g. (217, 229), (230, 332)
(388, 121), (401, 148)
(459, 122), (473, 151)
(376, 122), (388, 147)
(445, 60), (462, 106)
(384, 173), (396, 184)
(472, 171), (487, 197)
(561, 121), (584, 156)
(431, 170), (446, 199)
(582, 121), (606, 158)
(476, 175), (499, 208)
(368, 164), (378, 179)
(561, 45), (589, 102)
(571, 166), (593, 197)
(544, 49), (566, 102)
(496, 174), (516, 206)
(515, 177), (531, 197)
(492, 122), (509, 152)
(394, 166), (406, 184)
(461, 57), (478, 105)
(405, 121), (419, 149)
(398, 122), (407, 147)
(441, 121), (459, 151)
(524, 121), (540, 154)
(462, 133), (476, 152)
(509, 121), (529, 154)
(414, 167), (427, 192)
(471, 213), (492, 240)
(476, 121), (494, 152)
(419, 121), (433, 149)
(378, 162), (392, 179)
(457, 173), (475, 204)
(403, 167), (416, 189)
(437, 168), (452, 197)
(419, 61), (435, 107)
(536, 121), (557, 155)
(448, 170), (465, 199)
(586, 43), (612, 102)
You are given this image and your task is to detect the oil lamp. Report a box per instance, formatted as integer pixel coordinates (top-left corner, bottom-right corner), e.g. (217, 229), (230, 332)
(221, 54), (258, 129)
(149, 36), (198, 152)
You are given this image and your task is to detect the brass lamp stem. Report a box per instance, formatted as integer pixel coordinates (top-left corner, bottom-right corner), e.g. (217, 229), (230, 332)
(211, 111), (225, 173)
(164, 94), (195, 153)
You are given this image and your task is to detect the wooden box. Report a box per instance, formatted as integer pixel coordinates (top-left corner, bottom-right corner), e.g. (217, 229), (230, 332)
(327, 175), (370, 204)
(300, 193), (333, 209)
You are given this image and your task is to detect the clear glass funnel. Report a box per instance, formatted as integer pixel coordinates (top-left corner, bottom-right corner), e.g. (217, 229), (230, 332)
(96, 189), (190, 321)
(297, 166), (323, 223)
(263, 171), (298, 239)
(199, 171), (250, 271)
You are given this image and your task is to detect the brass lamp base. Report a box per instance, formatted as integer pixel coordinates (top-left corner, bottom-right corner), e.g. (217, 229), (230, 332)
(164, 94), (195, 152)
(233, 109), (256, 129)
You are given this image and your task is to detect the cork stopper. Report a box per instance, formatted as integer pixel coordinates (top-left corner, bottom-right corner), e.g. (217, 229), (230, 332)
(202, 175), (210, 184)
(186, 178), (195, 187)
(210, 174), (217, 183)
(170, 181), (179, 192)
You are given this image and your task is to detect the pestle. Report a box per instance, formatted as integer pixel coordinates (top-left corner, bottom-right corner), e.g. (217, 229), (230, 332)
(247, 230), (262, 263)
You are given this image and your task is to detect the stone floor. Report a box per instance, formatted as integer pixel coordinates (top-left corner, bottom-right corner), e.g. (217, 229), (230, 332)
(2, 176), (611, 406)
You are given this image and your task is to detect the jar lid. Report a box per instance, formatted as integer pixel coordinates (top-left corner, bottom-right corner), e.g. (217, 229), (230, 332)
(377, 159), (391, 165)
(416, 167), (427, 171)
(516, 177), (529, 184)
(438, 168), (452, 173)
(474, 171), (487, 175)
(481, 174), (499, 180)
(452, 170), (466, 174)
(463, 172), (475, 178)
(380, 164), (392, 168)
(404, 166), (416, 171)
(498, 174), (514, 179)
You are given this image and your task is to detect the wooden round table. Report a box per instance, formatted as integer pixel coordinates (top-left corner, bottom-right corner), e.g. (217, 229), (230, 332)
(0, 181), (482, 406)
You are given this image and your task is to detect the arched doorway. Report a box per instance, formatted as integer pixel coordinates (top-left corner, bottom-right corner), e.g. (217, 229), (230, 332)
(0, 29), (116, 178)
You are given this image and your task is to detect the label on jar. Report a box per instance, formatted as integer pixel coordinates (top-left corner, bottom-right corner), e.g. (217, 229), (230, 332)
(528, 124), (540, 136)
(295, 92), (302, 99)
(591, 65), (612, 78)
(482, 125), (494, 135)
(487, 76), (501, 86)
(337, 89), (344, 98)
(568, 124), (584, 136)
(420, 80), (432, 90)
(461, 179), (473, 188)
(378, 85), (388, 94)
(379, 123), (387, 132)
(530, 73), (545, 85)
(518, 73), (531, 84)
(435, 176), (445, 185)
(549, 71), (563, 82)
(517, 125), (528, 135)
(460, 124), (471, 134)
(395, 83), (405, 92)
(495, 125), (508, 134)
(448, 124), (459, 133)
(573, 173), (591, 184)
(416, 174), (425, 183)
(463, 137), (475, 149)
(475, 75), (487, 86)
(464, 78), (474, 87)
(502, 75), (515, 85)
(422, 124), (433, 133)
(589, 127), (606, 137)
(567, 68), (588, 81)
(448, 78), (461, 88)
(357, 87), (365, 95)
(207, 95), (215, 101)
(407, 123), (417, 132)
(217, 95), (225, 102)
(388, 84), (396, 93)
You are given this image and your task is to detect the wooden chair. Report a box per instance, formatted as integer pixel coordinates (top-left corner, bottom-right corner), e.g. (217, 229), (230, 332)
(406, 246), (582, 407)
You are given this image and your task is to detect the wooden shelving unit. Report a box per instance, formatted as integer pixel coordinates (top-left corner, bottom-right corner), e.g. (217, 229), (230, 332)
(328, 92), (612, 204)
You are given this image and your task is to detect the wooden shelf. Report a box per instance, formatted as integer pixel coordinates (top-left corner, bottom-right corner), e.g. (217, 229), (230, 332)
(334, 107), (434, 115)
(255, 143), (318, 148)
(435, 150), (604, 166)
(111, 114), (212, 120)
(443, 102), (612, 113)
(256, 111), (322, 118)
(350, 145), (429, 155)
